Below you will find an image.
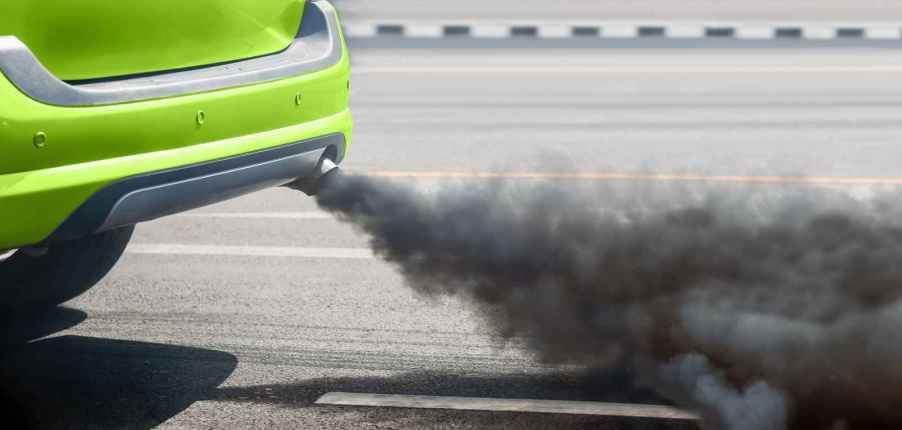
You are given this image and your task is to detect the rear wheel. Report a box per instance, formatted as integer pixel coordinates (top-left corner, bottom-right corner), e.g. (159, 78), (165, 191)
(0, 226), (134, 315)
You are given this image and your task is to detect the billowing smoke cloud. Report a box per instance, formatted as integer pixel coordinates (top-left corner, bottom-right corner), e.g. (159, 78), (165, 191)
(315, 171), (902, 429)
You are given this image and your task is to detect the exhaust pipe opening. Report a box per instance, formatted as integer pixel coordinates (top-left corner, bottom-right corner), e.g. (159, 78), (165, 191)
(289, 157), (340, 196)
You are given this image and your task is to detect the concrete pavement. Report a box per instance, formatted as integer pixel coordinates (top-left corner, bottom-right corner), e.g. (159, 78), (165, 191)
(4, 45), (902, 428)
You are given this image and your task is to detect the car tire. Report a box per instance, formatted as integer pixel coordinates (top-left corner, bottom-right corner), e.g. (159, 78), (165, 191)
(0, 226), (134, 315)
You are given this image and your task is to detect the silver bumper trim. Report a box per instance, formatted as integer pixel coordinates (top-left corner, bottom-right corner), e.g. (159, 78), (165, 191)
(50, 133), (345, 241)
(0, 0), (344, 107)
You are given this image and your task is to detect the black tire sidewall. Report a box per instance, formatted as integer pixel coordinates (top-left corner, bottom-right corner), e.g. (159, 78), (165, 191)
(0, 226), (134, 315)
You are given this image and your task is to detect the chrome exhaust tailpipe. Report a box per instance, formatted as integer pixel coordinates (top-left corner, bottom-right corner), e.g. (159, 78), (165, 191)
(289, 158), (340, 196)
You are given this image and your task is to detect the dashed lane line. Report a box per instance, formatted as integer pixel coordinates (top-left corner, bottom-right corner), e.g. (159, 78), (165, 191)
(315, 392), (699, 420)
(126, 244), (375, 259)
(175, 212), (332, 220)
(345, 21), (902, 42)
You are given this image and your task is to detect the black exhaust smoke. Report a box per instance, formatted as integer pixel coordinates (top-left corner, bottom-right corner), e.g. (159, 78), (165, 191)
(314, 171), (902, 430)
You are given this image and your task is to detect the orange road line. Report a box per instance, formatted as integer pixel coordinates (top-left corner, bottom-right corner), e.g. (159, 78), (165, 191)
(362, 170), (902, 185)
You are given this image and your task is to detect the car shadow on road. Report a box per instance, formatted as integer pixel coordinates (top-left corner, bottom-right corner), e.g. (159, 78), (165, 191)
(0, 306), (87, 349)
(0, 307), (238, 429)
(212, 368), (699, 429)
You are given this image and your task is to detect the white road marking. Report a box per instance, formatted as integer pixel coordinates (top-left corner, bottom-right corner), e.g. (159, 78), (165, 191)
(601, 24), (638, 38)
(406, 24), (444, 38)
(735, 26), (774, 39)
(127, 244), (375, 259)
(668, 25), (705, 38)
(356, 65), (902, 74)
(315, 392), (699, 420)
(175, 212), (333, 220)
(538, 24), (573, 39)
(804, 26), (836, 39)
(344, 22), (377, 38)
(471, 24), (512, 38)
(867, 26), (902, 39)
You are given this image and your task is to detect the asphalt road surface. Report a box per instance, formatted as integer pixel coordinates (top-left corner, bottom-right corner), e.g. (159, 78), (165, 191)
(4, 43), (902, 428)
(336, 0), (902, 22)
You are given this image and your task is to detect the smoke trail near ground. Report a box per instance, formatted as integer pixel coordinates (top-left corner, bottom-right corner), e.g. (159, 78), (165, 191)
(315, 171), (902, 429)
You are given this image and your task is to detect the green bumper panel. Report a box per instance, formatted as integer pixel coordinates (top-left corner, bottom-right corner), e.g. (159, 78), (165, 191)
(0, 8), (351, 250)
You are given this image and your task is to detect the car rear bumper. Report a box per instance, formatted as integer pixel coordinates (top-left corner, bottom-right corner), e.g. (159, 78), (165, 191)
(0, 0), (343, 106)
(50, 133), (345, 241)
(0, 109), (352, 249)
(0, 0), (352, 249)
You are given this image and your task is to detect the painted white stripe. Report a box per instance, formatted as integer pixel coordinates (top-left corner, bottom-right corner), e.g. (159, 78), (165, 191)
(735, 26), (773, 39)
(315, 392), (699, 420)
(866, 27), (902, 39)
(127, 244), (375, 259)
(602, 24), (638, 38)
(667, 25), (705, 38)
(470, 24), (511, 38)
(406, 24), (443, 38)
(356, 65), (902, 74)
(804, 26), (836, 40)
(539, 24), (572, 39)
(343, 22), (377, 38)
(176, 212), (333, 220)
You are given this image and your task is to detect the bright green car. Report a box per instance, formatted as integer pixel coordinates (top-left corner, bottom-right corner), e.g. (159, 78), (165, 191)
(0, 0), (352, 313)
